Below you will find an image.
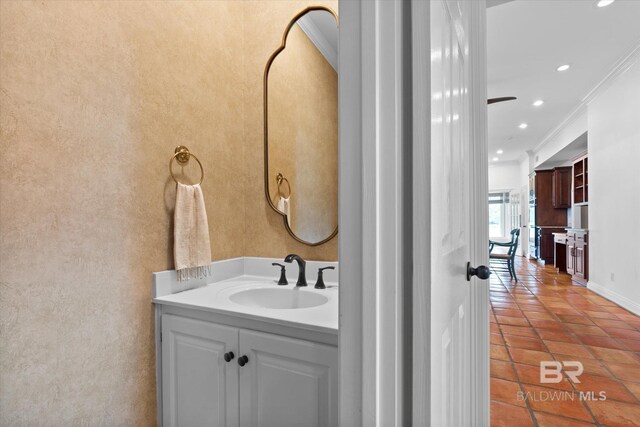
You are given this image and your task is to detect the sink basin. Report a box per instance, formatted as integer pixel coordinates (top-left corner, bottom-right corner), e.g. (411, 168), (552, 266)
(229, 288), (328, 309)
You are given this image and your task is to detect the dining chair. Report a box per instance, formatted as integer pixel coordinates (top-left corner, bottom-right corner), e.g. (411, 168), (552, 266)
(489, 228), (520, 281)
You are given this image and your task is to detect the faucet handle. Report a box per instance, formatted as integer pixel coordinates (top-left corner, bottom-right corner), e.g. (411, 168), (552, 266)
(271, 263), (288, 286)
(314, 266), (335, 289)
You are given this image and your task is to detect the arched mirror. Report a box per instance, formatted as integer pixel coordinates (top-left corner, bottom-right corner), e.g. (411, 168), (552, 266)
(264, 6), (338, 246)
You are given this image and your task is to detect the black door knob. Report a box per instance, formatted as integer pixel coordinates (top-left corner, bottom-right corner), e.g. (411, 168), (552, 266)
(223, 352), (235, 362)
(466, 262), (490, 281)
(238, 355), (249, 367)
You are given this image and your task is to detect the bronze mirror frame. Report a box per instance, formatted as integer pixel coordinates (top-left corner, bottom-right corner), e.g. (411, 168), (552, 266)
(263, 6), (339, 247)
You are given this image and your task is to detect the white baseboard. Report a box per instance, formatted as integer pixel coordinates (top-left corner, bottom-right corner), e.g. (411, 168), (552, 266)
(587, 281), (640, 316)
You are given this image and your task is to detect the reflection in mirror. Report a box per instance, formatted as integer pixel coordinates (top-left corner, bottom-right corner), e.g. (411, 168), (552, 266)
(265, 7), (338, 246)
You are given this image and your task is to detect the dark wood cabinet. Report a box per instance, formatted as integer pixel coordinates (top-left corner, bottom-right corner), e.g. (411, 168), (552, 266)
(566, 239), (575, 275)
(566, 230), (588, 285)
(575, 245), (586, 278)
(575, 233), (588, 282)
(552, 167), (572, 208)
(535, 170), (568, 226)
(573, 156), (588, 204)
(533, 169), (569, 263)
(553, 233), (567, 272)
(539, 227), (565, 264)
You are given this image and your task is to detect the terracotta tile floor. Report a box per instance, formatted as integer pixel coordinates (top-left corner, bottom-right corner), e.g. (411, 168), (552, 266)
(490, 257), (640, 427)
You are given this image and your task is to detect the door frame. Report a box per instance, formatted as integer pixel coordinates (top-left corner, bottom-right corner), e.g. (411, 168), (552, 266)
(467, 0), (491, 423)
(338, 1), (410, 425)
(338, 0), (489, 425)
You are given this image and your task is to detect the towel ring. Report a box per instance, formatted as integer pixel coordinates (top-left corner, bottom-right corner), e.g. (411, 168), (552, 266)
(276, 173), (291, 198)
(169, 146), (204, 185)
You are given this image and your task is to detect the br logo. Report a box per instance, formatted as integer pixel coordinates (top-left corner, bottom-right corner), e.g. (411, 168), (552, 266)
(540, 361), (583, 384)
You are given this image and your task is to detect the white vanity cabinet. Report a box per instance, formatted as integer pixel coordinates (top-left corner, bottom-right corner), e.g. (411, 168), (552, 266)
(162, 315), (239, 427)
(238, 329), (338, 427)
(161, 314), (338, 427)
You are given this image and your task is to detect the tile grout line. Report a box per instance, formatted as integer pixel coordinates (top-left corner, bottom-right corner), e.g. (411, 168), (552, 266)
(495, 261), (600, 425)
(492, 257), (640, 425)
(521, 263), (640, 409)
(493, 270), (540, 427)
(517, 269), (601, 426)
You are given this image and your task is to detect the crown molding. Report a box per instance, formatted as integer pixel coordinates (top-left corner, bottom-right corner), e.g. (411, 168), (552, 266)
(582, 41), (640, 105)
(533, 41), (640, 155)
(532, 103), (587, 154)
(297, 15), (338, 71)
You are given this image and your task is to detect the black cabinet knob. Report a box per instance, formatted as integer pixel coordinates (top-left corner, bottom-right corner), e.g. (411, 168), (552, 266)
(223, 352), (235, 362)
(238, 355), (249, 367)
(466, 262), (491, 281)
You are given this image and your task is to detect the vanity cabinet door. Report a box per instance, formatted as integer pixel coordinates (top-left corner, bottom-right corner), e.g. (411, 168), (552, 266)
(238, 330), (338, 427)
(162, 315), (239, 427)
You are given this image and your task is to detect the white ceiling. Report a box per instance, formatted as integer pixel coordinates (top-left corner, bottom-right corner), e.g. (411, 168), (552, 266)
(487, 0), (640, 163)
(538, 130), (588, 169)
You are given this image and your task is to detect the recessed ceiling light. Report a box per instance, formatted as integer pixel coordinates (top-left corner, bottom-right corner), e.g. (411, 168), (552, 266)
(497, 149), (504, 154)
(556, 64), (570, 72)
(533, 99), (544, 107)
(519, 123), (528, 129)
(596, 0), (615, 7)
(492, 157), (499, 161)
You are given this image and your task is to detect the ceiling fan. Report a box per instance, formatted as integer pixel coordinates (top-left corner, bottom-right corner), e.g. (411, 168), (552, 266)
(487, 96), (517, 105)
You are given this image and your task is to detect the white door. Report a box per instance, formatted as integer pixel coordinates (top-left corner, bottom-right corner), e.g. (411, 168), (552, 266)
(430, 0), (488, 425)
(162, 315), (239, 427)
(238, 330), (338, 427)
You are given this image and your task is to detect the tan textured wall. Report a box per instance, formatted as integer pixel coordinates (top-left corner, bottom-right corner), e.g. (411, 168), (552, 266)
(244, 0), (338, 260)
(0, 0), (337, 426)
(0, 1), (247, 424)
(268, 22), (338, 244)
(0, 1), (338, 424)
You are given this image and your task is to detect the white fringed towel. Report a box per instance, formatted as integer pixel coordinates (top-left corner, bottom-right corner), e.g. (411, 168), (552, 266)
(174, 183), (211, 277)
(277, 195), (291, 227)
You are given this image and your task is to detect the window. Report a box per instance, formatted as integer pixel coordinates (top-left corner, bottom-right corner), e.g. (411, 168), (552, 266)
(488, 192), (510, 238)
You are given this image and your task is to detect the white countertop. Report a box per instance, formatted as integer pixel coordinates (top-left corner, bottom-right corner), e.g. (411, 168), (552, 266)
(153, 274), (338, 335)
